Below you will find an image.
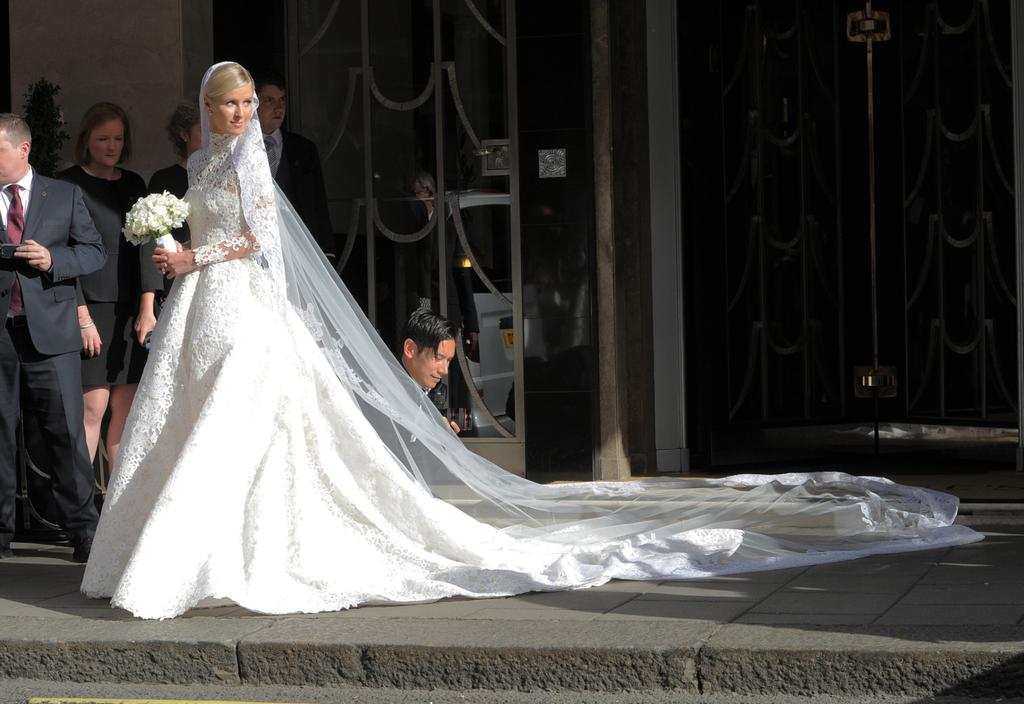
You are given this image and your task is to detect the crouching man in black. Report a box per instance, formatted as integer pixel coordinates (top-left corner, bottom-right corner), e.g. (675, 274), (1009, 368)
(399, 308), (461, 434)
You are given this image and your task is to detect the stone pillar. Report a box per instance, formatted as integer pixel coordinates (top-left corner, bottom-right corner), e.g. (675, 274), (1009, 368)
(182, 0), (215, 99)
(9, 0), (212, 180)
(590, 0), (632, 480)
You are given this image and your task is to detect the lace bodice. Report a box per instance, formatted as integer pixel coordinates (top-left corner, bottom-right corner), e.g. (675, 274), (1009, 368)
(186, 134), (256, 263)
(184, 132), (284, 305)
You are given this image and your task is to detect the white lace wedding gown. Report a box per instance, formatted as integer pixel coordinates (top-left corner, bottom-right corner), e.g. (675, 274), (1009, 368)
(81, 130), (981, 620)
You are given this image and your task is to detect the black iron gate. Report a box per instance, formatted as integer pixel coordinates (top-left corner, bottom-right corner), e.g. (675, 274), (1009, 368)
(685, 0), (1020, 467)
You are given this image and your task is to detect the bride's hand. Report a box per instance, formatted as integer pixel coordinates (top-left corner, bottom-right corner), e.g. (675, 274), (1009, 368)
(153, 247), (197, 279)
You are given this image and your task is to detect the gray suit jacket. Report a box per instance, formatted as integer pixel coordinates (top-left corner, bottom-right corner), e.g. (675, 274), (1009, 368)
(0, 171), (106, 355)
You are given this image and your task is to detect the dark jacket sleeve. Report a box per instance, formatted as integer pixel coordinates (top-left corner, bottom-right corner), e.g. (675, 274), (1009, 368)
(48, 185), (106, 283)
(138, 237), (165, 293)
(120, 172), (163, 295)
(308, 145), (333, 255)
(284, 132), (333, 255)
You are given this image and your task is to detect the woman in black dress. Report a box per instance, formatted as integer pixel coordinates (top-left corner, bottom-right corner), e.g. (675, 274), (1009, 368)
(59, 102), (162, 472)
(146, 98), (200, 302)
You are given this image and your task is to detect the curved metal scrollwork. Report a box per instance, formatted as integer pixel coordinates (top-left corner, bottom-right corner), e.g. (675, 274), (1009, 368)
(724, 111), (757, 204)
(982, 104), (1014, 195)
(722, 6), (754, 98)
(443, 63), (483, 150)
(726, 217), (759, 313)
(903, 111), (935, 207)
(937, 109), (979, 142)
(453, 330), (514, 439)
(368, 66), (436, 111)
(903, 5), (936, 106)
(372, 199), (437, 244)
(905, 216), (938, 310)
(720, 1), (844, 423)
(981, 0), (1012, 88)
(985, 214), (1016, 306)
(446, 192), (512, 306)
(301, 0), (342, 56)
(901, 0), (1016, 420)
(322, 68), (361, 163)
(463, 0), (507, 46)
(986, 320), (1018, 410)
(335, 200), (363, 272)
(935, 0), (978, 34)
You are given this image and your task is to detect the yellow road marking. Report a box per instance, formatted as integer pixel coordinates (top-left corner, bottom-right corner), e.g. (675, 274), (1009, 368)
(29, 699), (309, 704)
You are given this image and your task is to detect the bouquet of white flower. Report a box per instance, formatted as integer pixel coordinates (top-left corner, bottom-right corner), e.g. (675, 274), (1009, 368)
(122, 191), (190, 250)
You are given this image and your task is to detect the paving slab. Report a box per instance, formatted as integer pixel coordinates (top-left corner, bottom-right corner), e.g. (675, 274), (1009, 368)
(780, 573), (929, 593)
(901, 582), (1024, 605)
(874, 604), (1024, 626)
(604, 599), (756, 621)
(639, 581), (783, 600)
(749, 592), (901, 615)
(735, 612), (878, 626)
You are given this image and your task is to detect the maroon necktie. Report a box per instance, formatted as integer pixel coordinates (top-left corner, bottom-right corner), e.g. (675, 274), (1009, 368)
(6, 185), (24, 314)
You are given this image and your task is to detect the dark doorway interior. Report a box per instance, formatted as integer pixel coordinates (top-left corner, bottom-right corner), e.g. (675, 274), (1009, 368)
(212, 0), (288, 78)
(682, 0), (1019, 472)
(1, 0), (9, 114)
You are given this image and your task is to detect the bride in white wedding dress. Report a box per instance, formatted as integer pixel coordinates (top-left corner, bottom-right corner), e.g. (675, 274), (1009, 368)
(81, 62), (981, 619)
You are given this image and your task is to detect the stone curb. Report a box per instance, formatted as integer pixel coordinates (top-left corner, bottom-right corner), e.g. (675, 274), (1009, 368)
(699, 625), (1024, 697)
(1, 619), (1023, 696)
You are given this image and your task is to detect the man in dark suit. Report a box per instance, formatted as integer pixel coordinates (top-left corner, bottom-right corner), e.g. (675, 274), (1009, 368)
(254, 71), (334, 256)
(0, 113), (106, 562)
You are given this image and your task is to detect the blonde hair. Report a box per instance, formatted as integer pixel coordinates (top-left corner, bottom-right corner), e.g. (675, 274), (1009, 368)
(204, 63), (254, 99)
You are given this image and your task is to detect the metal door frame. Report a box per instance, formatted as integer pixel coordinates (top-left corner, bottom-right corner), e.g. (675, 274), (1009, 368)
(1011, 0), (1024, 470)
(286, 0), (527, 474)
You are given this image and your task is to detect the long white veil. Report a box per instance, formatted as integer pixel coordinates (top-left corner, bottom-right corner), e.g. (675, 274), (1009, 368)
(204, 61), (981, 576)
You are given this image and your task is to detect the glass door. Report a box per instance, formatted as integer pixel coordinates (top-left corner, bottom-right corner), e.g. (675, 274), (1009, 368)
(289, 0), (526, 473)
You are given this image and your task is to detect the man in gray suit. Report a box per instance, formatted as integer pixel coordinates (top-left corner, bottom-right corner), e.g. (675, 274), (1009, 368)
(0, 113), (106, 562)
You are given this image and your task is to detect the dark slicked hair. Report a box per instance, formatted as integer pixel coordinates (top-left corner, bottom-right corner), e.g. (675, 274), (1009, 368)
(401, 308), (456, 353)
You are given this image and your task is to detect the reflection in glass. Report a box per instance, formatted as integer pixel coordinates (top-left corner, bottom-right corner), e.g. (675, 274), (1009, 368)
(293, 0), (521, 444)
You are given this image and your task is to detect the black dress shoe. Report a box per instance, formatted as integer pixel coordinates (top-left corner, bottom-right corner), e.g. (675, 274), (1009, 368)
(72, 537), (93, 564)
(0, 545), (12, 559)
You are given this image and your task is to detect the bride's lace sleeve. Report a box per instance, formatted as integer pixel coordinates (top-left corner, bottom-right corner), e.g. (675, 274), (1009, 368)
(187, 131), (282, 270)
(192, 232), (260, 266)
(191, 187), (276, 267)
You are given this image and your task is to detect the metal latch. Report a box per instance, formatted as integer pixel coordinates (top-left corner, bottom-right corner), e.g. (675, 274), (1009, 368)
(853, 365), (898, 399)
